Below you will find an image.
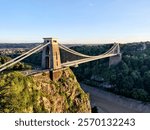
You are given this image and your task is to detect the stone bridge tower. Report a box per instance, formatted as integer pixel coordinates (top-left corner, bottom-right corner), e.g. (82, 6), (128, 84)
(42, 38), (61, 70)
(42, 38), (62, 80)
(109, 43), (122, 66)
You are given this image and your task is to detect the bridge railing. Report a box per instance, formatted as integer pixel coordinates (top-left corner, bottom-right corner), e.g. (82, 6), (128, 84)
(0, 42), (50, 72)
(0, 39), (120, 73)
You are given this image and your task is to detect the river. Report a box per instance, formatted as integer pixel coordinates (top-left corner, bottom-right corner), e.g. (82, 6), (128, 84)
(80, 83), (150, 113)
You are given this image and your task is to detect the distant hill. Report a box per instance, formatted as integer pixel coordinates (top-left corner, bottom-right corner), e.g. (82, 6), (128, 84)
(0, 43), (40, 49)
(0, 41), (150, 49)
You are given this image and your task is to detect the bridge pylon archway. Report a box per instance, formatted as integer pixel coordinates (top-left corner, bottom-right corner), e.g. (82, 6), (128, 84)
(41, 38), (62, 81)
(41, 38), (61, 70)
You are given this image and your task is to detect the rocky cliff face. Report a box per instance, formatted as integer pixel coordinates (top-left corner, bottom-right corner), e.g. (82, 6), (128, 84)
(0, 68), (91, 113)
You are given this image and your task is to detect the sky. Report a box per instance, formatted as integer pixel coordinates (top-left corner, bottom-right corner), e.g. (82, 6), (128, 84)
(0, 0), (150, 43)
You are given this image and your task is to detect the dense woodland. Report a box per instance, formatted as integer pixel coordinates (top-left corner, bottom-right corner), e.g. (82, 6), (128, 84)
(72, 42), (150, 102)
(1, 42), (150, 102)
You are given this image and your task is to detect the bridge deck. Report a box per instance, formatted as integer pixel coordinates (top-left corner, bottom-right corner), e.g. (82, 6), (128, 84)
(61, 53), (117, 67)
(0, 40), (120, 73)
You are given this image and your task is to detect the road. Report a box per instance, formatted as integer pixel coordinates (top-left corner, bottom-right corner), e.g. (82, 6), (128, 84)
(80, 83), (139, 113)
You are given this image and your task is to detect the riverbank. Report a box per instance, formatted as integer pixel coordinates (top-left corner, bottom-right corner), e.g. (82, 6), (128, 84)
(80, 83), (150, 113)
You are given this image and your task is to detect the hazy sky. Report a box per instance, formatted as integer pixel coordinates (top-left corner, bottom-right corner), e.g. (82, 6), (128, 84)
(0, 0), (150, 43)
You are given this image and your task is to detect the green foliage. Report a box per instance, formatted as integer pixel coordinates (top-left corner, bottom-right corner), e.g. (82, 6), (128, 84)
(132, 89), (149, 101)
(0, 72), (43, 112)
(0, 68), (91, 113)
(72, 43), (150, 102)
(0, 56), (32, 71)
(143, 71), (150, 94)
(22, 52), (42, 67)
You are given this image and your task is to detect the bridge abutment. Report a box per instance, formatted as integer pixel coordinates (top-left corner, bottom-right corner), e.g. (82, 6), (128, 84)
(109, 44), (122, 66)
(109, 53), (122, 66)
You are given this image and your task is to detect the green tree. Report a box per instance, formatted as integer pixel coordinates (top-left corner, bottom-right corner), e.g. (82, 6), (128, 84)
(131, 71), (143, 89)
(143, 71), (150, 94)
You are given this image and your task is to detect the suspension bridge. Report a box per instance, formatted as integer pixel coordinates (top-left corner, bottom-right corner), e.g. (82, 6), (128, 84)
(0, 37), (122, 80)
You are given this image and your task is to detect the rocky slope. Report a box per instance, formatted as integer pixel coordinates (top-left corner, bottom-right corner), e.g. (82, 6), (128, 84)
(0, 68), (91, 113)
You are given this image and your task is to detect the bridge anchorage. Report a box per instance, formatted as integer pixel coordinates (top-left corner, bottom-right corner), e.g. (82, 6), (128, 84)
(0, 37), (122, 81)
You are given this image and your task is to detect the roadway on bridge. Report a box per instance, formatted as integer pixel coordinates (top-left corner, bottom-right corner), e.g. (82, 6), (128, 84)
(80, 83), (139, 113)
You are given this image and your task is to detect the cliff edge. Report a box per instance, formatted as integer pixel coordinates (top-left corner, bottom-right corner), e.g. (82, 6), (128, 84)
(0, 68), (91, 113)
